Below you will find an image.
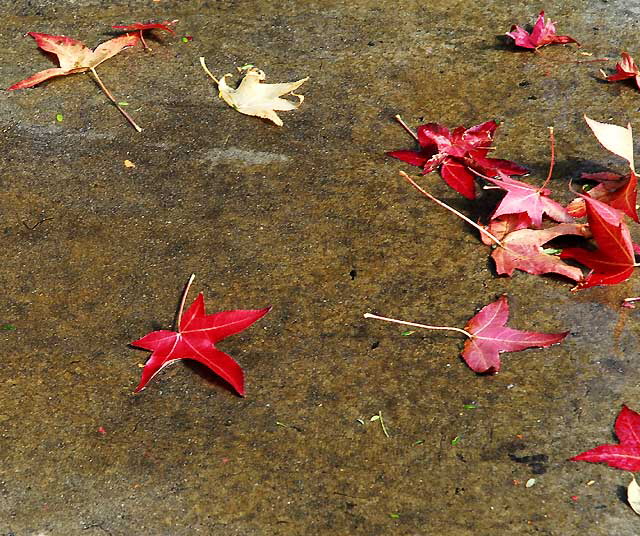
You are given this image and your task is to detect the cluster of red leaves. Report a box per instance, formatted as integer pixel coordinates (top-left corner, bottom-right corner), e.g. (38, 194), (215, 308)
(572, 405), (640, 470)
(390, 115), (638, 290)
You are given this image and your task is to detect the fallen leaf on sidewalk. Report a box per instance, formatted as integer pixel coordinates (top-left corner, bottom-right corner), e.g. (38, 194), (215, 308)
(131, 275), (270, 395)
(200, 58), (308, 126)
(507, 11), (579, 50)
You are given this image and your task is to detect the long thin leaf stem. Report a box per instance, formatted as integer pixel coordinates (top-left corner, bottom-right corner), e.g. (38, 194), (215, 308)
(541, 126), (555, 190)
(399, 171), (504, 247)
(199, 57), (219, 84)
(394, 114), (419, 142)
(377, 411), (390, 438)
(89, 67), (142, 132)
(364, 312), (472, 338)
(177, 274), (196, 328)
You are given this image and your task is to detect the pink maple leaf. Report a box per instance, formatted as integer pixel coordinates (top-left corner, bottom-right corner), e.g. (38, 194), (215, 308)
(507, 11), (579, 50)
(486, 173), (573, 228)
(365, 295), (567, 374)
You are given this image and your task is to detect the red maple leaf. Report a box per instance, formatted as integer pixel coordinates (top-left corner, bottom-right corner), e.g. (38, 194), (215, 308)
(507, 11), (579, 50)
(461, 295), (568, 373)
(112, 20), (178, 50)
(571, 405), (640, 471)
(567, 171), (638, 222)
(131, 275), (270, 395)
(486, 173), (573, 228)
(8, 32), (141, 131)
(489, 223), (590, 281)
(605, 52), (640, 90)
(387, 119), (527, 199)
(365, 295), (567, 374)
(561, 194), (635, 288)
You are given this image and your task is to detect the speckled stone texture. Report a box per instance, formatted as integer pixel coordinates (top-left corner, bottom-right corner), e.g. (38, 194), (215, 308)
(1, 1), (640, 534)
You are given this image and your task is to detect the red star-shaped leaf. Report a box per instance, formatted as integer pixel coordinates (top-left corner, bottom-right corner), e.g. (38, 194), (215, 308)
(605, 52), (640, 90)
(387, 120), (527, 199)
(112, 20), (178, 50)
(131, 276), (270, 395)
(571, 405), (640, 471)
(507, 11), (579, 50)
(561, 194), (635, 289)
(461, 295), (568, 373)
(486, 173), (573, 228)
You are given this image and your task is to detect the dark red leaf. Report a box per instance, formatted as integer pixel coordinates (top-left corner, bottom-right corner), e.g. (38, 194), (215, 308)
(561, 194), (635, 288)
(112, 21), (177, 34)
(388, 120), (527, 199)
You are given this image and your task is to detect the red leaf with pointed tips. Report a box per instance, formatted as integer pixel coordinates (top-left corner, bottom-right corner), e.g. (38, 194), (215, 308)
(486, 173), (573, 228)
(561, 195), (635, 288)
(605, 52), (640, 90)
(112, 21), (177, 34)
(571, 405), (640, 471)
(7, 32), (138, 90)
(490, 223), (590, 281)
(113, 20), (178, 49)
(567, 171), (638, 222)
(507, 11), (579, 50)
(387, 120), (527, 199)
(131, 279), (270, 395)
(462, 295), (568, 373)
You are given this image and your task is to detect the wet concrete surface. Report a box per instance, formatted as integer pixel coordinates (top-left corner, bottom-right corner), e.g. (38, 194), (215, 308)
(1, 0), (640, 534)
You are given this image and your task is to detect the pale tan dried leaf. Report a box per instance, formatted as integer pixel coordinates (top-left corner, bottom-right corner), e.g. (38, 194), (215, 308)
(628, 474), (640, 515)
(201, 59), (308, 126)
(585, 115), (635, 172)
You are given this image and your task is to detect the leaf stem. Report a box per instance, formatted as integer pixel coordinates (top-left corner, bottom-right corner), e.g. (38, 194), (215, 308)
(364, 312), (472, 338)
(89, 67), (142, 132)
(139, 30), (150, 51)
(541, 126), (555, 190)
(177, 274), (196, 329)
(399, 171), (504, 247)
(377, 411), (390, 438)
(394, 114), (419, 142)
(199, 57), (219, 84)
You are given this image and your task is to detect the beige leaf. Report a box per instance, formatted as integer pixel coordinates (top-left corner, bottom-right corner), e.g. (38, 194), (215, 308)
(200, 58), (308, 126)
(585, 115), (635, 172)
(628, 474), (640, 515)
